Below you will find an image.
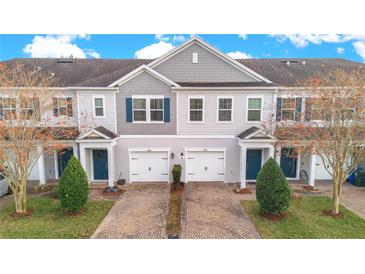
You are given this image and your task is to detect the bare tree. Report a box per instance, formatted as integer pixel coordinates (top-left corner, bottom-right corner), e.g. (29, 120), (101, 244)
(0, 63), (74, 214)
(273, 69), (365, 215)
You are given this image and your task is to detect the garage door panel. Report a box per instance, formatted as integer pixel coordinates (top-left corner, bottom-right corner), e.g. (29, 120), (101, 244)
(186, 151), (225, 182)
(130, 151), (169, 182)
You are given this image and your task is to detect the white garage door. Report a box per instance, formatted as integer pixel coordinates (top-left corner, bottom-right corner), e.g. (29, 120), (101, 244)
(130, 151), (169, 182)
(186, 151), (225, 182)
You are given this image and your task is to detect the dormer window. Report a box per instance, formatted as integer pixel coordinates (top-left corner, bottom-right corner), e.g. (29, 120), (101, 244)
(192, 52), (198, 64)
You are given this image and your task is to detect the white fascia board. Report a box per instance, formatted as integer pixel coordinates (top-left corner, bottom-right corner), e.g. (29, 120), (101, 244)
(118, 135), (236, 139)
(148, 36), (272, 83)
(78, 129), (111, 140)
(107, 65), (180, 87)
(244, 129), (277, 141)
(172, 87), (278, 92)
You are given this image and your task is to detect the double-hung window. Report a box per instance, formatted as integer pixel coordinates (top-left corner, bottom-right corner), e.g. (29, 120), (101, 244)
(132, 96), (164, 122)
(281, 98), (296, 121)
(217, 97), (233, 122)
(93, 96), (105, 117)
(1, 98), (17, 120)
(189, 97), (204, 122)
(53, 97), (73, 117)
(247, 97), (262, 122)
(20, 97), (40, 120)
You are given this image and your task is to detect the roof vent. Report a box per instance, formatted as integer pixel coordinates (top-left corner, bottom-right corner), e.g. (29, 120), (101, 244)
(37, 66), (41, 71)
(302, 60), (306, 66)
(281, 60), (299, 66)
(57, 59), (74, 64)
(50, 72), (55, 77)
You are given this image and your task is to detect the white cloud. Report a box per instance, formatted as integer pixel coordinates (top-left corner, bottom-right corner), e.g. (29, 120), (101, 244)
(353, 42), (365, 62)
(226, 51), (252, 59)
(23, 35), (99, 58)
(337, 47), (345, 54)
(155, 34), (170, 42)
(135, 41), (175, 59)
(172, 35), (186, 42)
(274, 34), (343, 48)
(238, 34), (248, 40)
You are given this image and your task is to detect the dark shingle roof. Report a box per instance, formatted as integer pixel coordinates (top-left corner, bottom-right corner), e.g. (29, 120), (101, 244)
(177, 82), (278, 87)
(237, 126), (260, 139)
(94, 126), (117, 139)
(1, 57), (364, 87)
(237, 58), (365, 86)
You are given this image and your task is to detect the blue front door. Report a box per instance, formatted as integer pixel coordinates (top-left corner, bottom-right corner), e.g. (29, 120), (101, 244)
(280, 148), (297, 178)
(58, 148), (73, 177)
(246, 149), (262, 180)
(93, 150), (108, 180)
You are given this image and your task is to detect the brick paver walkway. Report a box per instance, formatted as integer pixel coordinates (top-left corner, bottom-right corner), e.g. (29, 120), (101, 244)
(92, 183), (169, 239)
(181, 182), (261, 239)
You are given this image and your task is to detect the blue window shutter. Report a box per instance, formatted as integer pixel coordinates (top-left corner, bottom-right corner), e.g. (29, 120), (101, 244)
(295, 97), (302, 121)
(126, 97), (133, 122)
(164, 98), (170, 122)
(276, 98), (282, 121)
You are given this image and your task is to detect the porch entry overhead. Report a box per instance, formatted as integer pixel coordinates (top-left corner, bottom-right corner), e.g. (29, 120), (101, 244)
(237, 126), (276, 188)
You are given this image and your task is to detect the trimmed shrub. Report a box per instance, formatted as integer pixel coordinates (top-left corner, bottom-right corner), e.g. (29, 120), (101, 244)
(256, 158), (291, 216)
(172, 165), (182, 186)
(59, 156), (89, 213)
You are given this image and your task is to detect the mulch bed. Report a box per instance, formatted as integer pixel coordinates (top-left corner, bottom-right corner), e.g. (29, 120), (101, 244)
(234, 188), (253, 194)
(10, 209), (34, 218)
(63, 208), (86, 217)
(260, 211), (287, 221)
(303, 185), (318, 191)
(31, 184), (55, 193)
(291, 193), (302, 200)
(166, 183), (184, 238)
(321, 209), (343, 219)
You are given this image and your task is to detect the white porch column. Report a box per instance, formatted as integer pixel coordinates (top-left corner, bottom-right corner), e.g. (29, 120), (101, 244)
(308, 153), (317, 187)
(79, 145), (88, 180)
(107, 145), (115, 187)
(37, 146), (46, 185)
(268, 145), (275, 161)
(72, 143), (79, 159)
(239, 145), (247, 189)
(275, 145), (281, 165)
(53, 151), (59, 179)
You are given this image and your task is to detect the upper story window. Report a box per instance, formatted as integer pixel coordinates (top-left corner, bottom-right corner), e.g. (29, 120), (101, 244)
(277, 97), (302, 122)
(131, 96), (164, 123)
(0, 97), (16, 120)
(189, 97), (204, 122)
(53, 97), (73, 117)
(93, 96), (105, 118)
(20, 97), (40, 120)
(247, 97), (262, 122)
(306, 97), (356, 121)
(217, 97), (233, 122)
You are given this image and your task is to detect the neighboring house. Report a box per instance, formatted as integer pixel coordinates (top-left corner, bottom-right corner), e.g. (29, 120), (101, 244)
(1, 37), (365, 189)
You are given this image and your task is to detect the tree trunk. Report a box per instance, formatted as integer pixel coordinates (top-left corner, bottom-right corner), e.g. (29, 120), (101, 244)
(13, 179), (27, 213)
(332, 178), (340, 215)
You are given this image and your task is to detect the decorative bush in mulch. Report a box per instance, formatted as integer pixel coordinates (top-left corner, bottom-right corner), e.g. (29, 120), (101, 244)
(233, 188), (253, 194)
(166, 183), (184, 238)
(260, 211), (287, 221)
(63, 208), (87, 217)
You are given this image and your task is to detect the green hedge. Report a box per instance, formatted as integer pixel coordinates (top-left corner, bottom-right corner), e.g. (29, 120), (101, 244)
(59, 156), (89, 213)
(256, 158), (291, 216)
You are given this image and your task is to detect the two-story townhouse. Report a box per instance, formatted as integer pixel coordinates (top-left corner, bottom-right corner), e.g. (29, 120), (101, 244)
(2, 37), (364, 189)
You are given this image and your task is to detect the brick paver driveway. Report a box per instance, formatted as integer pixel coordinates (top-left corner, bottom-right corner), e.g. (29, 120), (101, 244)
(92, 183), (169, 239)
(181, 182), (260, 239)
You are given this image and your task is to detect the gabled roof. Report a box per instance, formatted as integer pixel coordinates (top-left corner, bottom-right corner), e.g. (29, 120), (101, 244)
(237, 126), (276, 141)
(78, 126), (117, 140)
(148, 36), (272, 83)
(108, 65), (180, 87)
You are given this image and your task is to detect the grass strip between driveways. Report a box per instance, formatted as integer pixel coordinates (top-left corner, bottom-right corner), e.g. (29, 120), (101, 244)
(166, 184), (184, 237)
(241, 196), (365, 239)
(0, 196), (114, 239)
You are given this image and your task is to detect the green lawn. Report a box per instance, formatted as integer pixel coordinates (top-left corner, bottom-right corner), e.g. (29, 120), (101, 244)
(0, 196), (114, 239)
(242, 197), (365, 239)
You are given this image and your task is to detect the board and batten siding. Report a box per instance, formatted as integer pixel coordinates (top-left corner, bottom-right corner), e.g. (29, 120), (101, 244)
(77, 91), (117, 133)
(153, 43), (259, 83)
(177, 91), (275, 135)
(116, 71), (176, 135)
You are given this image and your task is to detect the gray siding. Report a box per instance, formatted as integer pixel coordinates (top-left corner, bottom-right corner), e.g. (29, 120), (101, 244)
(177, 91), (275, 135)
(114, 137), (240, 183)
(77, 91), (117, 133)
(154, 43), (259, 83)
(116, 71), (176, 135)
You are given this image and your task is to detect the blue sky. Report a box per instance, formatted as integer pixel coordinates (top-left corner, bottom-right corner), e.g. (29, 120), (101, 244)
(1, 34), (365, 63)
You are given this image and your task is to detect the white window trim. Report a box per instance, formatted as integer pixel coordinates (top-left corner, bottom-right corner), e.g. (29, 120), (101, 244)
(54, 96), (73, 118)
(131, 95), (164, 124)
(188, 95), (205, 123)
(280, 97), (296, 122)
(216, 96), (234, 123)
(1, 97), (17, 120)
(246, 95), (263, 123)
(93, 95), (106, 118)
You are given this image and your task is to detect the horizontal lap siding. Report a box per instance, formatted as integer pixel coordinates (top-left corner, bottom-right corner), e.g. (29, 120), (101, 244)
(117, 71), (176, 135)
(77, 91), (116, 133)
(154, 43), (258, 82)
(177, 91), (274, 135)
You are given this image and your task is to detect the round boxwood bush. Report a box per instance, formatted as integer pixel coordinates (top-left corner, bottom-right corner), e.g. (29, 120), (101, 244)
(59, 156), (89, 213)
(256, 158), (291, 216)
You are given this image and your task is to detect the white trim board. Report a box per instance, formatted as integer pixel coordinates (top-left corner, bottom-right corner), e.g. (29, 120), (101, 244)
(148, 36), (272, 83)
(118, 135), (236, 139)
